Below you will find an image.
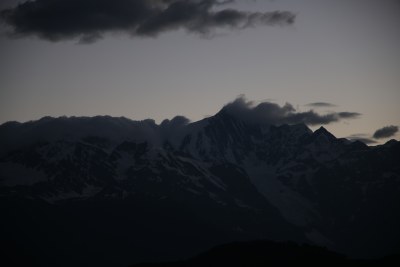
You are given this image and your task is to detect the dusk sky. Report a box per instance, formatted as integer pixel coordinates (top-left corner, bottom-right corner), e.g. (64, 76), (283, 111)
(0, 0), (399, 144)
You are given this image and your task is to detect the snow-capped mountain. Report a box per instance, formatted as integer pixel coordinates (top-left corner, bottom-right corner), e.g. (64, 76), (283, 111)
(1, 109), (399, 267)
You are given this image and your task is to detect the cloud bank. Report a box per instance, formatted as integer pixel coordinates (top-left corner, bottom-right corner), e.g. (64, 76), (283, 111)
(346, 134), (377, 145)
(0, 0), (295, 42)
(221, 96), (361, 126)
(373, 125), (399, 139)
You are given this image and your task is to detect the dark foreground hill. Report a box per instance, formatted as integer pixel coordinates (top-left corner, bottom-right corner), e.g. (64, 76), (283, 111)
(132, 240), (400, 267)
(1, 110), (399, 266)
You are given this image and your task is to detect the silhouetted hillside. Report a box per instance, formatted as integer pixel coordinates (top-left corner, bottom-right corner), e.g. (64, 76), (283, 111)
(132, 240), (400, 267)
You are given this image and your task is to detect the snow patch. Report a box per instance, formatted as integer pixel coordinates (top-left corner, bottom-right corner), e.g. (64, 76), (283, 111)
(42, 184), (102, 203)
(186, 187), (202, 195)
(208, 192), (227, 205)
(0, 162), (48, 186)
(234, 198), (255, 210)
(243, 160), (320, 227)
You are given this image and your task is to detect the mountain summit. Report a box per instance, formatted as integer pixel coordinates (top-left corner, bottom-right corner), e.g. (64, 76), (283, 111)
(0, 113), (399, 267)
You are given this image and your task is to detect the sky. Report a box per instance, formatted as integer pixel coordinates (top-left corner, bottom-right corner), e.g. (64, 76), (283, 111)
(0, 0), (399, 144)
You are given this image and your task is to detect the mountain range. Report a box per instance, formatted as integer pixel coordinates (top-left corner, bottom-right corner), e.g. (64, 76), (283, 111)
(1, 107), (399, 267)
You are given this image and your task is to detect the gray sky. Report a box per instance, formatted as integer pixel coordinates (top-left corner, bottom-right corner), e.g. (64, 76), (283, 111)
(0, 0), (399, 143)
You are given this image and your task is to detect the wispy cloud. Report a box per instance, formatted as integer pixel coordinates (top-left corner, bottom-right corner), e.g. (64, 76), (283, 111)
(305, 102), (337, 108)
(346, 134), (377, 145)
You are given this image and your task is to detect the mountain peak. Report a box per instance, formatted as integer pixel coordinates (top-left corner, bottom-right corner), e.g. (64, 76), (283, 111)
(316, 126), (328, 132)
(213, 108), (246, 126)
(214, 107), (232, 118)
(311, 126), (337, 143)
(384, 139), (399, 147)
(314, 126), (333, 136)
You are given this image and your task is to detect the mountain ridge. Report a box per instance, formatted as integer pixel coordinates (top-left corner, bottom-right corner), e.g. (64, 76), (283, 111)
(0, 113), (399, 266)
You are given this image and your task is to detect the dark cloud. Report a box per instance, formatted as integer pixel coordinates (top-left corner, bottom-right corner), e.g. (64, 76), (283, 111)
(337, 112), (361, 119)
(305, 102), (337, 108)
(373, 125), (399, 139)
(221, 96), (361, 126)
(346, 134), (377, 145)
(0, 0), (295, 42)
(161, 115), (190, 129)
